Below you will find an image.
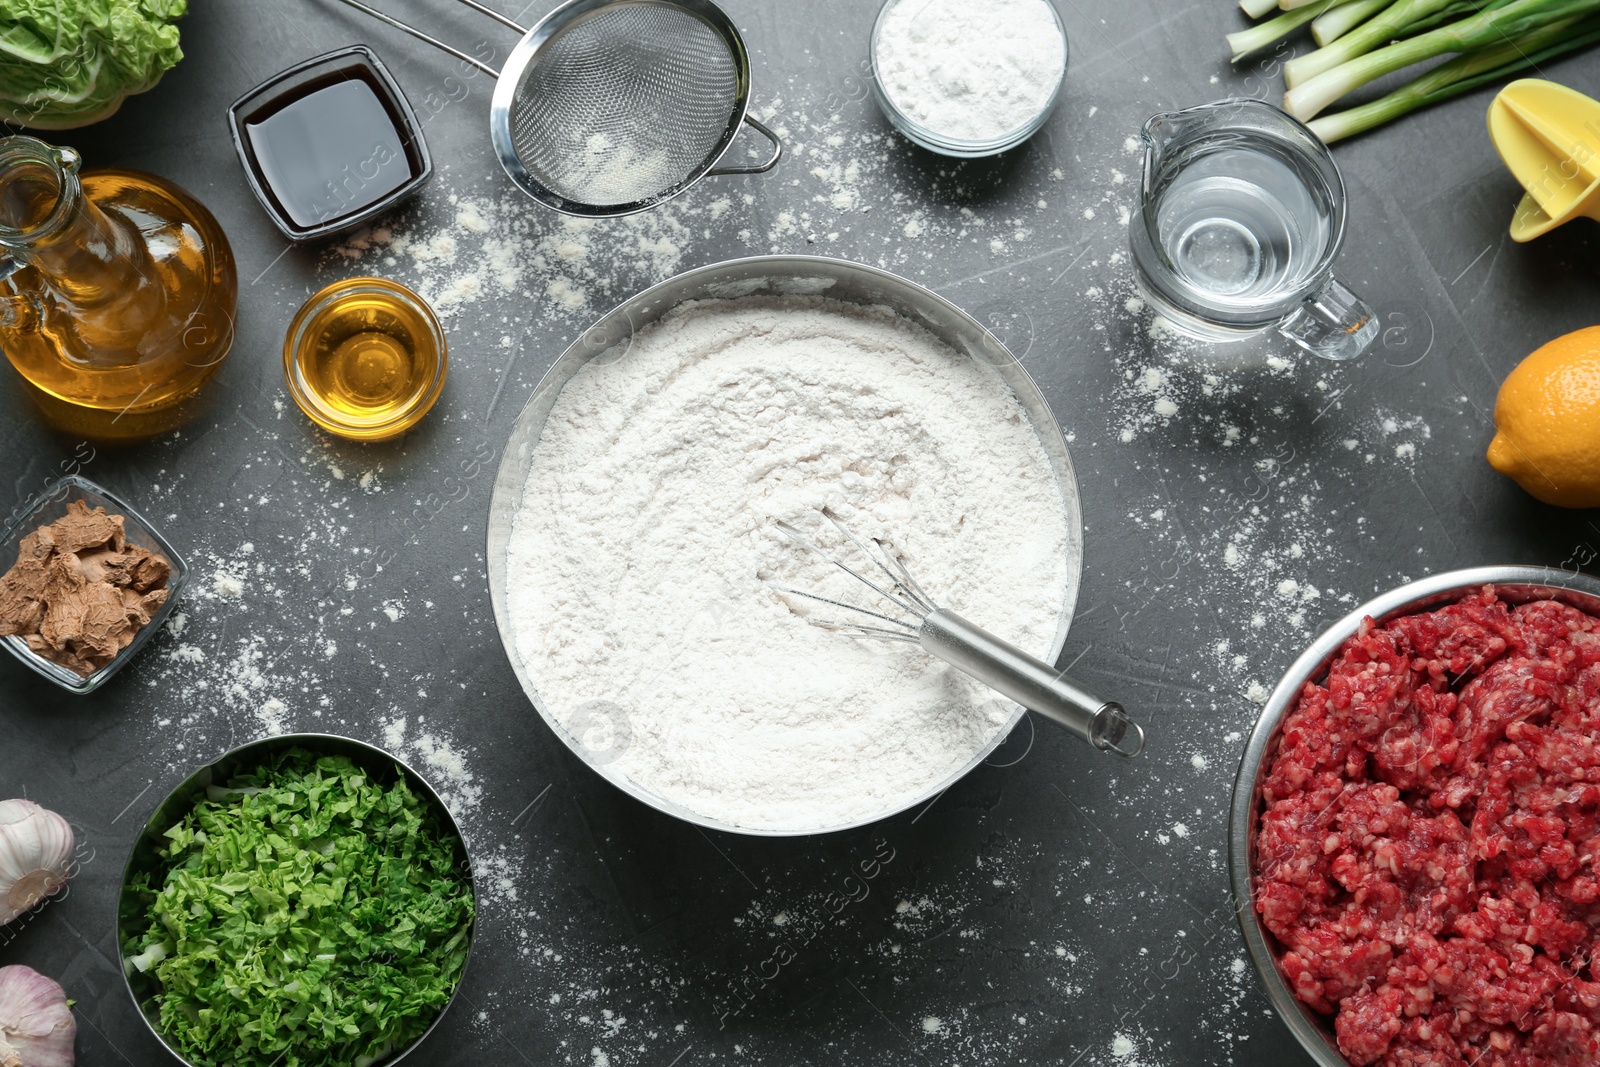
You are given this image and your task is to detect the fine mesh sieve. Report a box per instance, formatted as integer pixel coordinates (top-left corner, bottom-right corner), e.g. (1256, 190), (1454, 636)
(328, 0), (783, 217)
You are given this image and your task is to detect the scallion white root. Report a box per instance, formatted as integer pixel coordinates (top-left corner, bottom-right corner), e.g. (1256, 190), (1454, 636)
(1228, 0), (1343, 61)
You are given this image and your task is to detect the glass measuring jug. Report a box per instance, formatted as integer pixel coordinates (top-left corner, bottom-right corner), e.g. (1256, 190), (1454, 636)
(1128, 99), (1377, 362)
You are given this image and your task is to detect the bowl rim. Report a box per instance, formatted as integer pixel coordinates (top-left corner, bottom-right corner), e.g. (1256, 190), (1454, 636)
(485, 252), (1086, 836)
(114, 732), (477, 1067)
(0, 473), (190, 695)
(1227, 564), (1600, 1067)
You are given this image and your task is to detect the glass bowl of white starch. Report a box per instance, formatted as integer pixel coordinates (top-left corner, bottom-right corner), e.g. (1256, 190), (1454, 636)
(869, 0), (1069, 158)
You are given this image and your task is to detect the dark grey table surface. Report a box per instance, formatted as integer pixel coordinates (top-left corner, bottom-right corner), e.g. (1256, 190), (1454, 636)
(3, 2), (1598, 1065)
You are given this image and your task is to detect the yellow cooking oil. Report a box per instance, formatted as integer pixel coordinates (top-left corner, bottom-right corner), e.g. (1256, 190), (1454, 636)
(0, 135), (238, 440)
(283, 277), (446, 441)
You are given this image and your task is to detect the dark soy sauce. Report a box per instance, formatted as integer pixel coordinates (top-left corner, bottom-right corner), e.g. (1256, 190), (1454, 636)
(242, 71), (415, 230)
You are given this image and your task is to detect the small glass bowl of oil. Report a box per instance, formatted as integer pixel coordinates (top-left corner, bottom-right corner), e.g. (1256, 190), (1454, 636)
(283, 277), (447, 441)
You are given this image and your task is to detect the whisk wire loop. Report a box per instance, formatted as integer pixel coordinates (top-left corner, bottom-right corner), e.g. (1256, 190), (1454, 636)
(765, 583), (918, 635)
(821, 509), (936, 616)
(771, 518), (926, 629)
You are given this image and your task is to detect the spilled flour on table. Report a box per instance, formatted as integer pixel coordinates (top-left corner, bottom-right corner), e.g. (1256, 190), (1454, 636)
(328, 194), (691, 321)
(380, 714), (482, 817)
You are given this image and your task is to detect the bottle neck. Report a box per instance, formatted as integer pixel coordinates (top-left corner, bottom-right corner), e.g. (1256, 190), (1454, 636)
(0, 137), (149, 303)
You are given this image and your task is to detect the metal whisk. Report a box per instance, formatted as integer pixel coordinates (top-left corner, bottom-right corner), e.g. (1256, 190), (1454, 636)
(772, 510), (1146, 758)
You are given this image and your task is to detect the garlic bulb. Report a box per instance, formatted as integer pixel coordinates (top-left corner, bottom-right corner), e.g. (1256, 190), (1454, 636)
(0, 965), (75, 1067)
(0, 802), (74, 926)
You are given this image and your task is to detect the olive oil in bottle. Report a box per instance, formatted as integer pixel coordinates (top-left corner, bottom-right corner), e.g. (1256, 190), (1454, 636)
(0, 136), (237, 439)
(283, 277), (446, 441)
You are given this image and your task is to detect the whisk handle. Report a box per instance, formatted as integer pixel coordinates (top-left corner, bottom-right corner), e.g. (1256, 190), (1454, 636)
(919, 609), (1145, 758)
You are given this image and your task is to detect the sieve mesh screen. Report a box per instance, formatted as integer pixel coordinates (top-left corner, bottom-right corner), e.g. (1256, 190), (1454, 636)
(508, 3), (740, 208)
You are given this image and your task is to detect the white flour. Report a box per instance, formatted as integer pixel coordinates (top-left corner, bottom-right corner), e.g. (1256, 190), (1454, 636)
(504, 296), (1071, 831)
(875, 0), (1066, 142)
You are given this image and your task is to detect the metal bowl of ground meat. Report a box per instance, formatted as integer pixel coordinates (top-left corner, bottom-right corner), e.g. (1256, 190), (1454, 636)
(1230, 566), (1600, 1067)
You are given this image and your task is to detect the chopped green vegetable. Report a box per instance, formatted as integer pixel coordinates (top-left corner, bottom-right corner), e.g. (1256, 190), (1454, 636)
(0, 0), (187, 130)
(123, 749), (475, 1067)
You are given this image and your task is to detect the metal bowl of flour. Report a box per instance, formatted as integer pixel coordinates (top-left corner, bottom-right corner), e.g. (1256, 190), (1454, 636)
(486, 255), (1085, 835)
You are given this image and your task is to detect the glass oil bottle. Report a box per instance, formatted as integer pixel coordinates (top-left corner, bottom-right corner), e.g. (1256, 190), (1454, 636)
(0, 136), (238, 438)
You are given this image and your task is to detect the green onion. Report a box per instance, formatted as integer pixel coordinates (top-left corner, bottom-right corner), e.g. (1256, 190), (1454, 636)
(1283, 0), (1456, 88)
(1397, 0), (1520, 37)
(1312, 0), (1393, 45)
(1285, 0), (1600, 120)
(1227, 0), (1600, 141)
(1229, 0), (1347, 61)
(1309, 14), (1600, 142)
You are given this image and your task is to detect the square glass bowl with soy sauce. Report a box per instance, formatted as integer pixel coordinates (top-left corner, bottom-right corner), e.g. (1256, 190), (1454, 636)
(228, 46), (432, 241)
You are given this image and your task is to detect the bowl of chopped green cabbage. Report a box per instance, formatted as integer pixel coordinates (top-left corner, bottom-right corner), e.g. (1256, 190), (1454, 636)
(116, 734), (477, 1067)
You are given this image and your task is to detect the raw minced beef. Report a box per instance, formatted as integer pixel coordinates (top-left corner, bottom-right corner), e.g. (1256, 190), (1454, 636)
(1255, 585), (1600, 1067)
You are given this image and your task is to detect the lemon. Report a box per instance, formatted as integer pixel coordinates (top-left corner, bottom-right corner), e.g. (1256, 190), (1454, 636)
(1487, 325), (1600, 509)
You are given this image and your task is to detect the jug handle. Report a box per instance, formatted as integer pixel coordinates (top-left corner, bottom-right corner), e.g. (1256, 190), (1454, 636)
(1278, 278), (1379, 362)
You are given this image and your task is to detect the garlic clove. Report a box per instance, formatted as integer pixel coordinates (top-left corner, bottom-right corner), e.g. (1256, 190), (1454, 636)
(0, 965), (75, 1067)
(6, 870), (64, 917)
(0, 801), (75, 927)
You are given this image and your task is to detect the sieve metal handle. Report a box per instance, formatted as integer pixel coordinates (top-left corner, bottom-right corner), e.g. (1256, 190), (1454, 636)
(706, 116), (783, 177)
(324, 0), (523, 76)
(450, 0), (526, 34)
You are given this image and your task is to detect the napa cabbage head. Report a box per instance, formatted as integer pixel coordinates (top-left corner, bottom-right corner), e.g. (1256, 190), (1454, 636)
(0, 0), (186, 129)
